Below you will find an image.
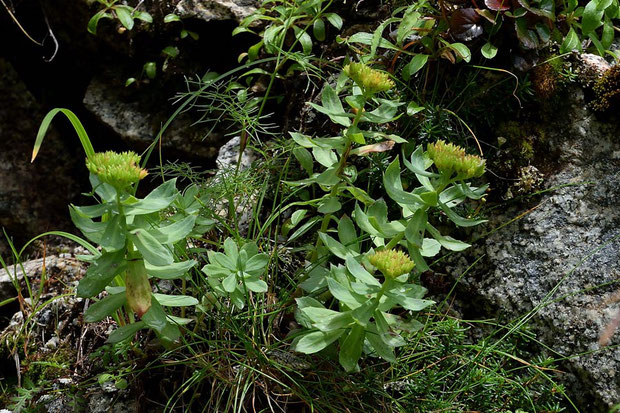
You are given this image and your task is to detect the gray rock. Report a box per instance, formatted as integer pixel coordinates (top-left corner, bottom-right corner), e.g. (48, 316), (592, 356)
(451, 86), (620, 410)
(0, 255), (86, 303)
(0, 59), (80, 257)
(216, 135), (256, 170)
(83, 73), (225, 160)
(0, 256), (60, 303)
(87, 391), (138, 413)
(175, 0), (258, 23)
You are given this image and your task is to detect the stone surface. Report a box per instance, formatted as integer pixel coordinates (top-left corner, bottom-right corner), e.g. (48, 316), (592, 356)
(216, 135), (256, 170)
(0, 59), (80, 258)
(575, 53), (614, 87)
(83, 73), (225, 160)
(175, 0), (258, 22)
(86, 391), (138, 413)
(450, 86), (620, 411)
(0, 256), (62, 303)
(213, 136), (257, 235)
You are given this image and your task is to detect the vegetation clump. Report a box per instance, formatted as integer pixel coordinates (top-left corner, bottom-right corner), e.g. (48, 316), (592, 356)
(7, 0), (619, 408)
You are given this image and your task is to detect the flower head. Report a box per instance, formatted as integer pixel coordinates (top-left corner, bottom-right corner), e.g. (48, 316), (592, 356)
(369, 249), (415, 279)
(86, 151), (148, 190)
(343, 62), (394, 95)
(427, 140), (485, 179)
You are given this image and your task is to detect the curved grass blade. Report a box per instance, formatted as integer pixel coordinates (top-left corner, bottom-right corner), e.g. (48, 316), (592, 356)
(32, 108), (95, 163)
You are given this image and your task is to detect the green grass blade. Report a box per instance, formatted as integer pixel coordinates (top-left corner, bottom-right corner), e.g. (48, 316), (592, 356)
(18, 231), (99, 256)
(32, 108), (95, 163)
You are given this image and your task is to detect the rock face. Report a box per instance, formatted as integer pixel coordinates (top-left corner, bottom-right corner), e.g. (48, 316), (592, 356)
(83, 73), (225, 160)
(0, 59), (80, 258)
(452, 86), (620, 411)
(175, 0), (258, 22)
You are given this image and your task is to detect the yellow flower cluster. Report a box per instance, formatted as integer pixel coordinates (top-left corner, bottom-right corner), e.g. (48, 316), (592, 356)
(369, 249), (415, 279)
(343, 62), (394, 95)
(427, 140), (485, 179)
(86, 151), (148, 190)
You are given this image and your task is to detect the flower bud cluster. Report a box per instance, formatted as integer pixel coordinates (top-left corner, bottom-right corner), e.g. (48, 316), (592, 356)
(86, 151), (148, 190)
(343, 62), (394, 95)
(369, 249), (415, 279)
(427, 140), (485, 179)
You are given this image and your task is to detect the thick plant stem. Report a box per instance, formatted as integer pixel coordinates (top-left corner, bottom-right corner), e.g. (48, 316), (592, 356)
(385, 233), (404, 250)
(126, 255), (152, 318)
(335, 102), (366, 177)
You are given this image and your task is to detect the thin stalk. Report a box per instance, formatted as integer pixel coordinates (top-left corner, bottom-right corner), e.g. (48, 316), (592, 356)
(311, 98), (367, 261)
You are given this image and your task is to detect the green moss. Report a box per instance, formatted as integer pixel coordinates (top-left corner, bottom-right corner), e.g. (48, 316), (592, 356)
(520, 139), (534, 160)
(591, 65), (620, 113)
(23, 346), (75, 382)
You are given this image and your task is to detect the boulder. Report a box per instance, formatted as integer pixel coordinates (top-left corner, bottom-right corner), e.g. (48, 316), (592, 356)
(451, 85), (620, 410)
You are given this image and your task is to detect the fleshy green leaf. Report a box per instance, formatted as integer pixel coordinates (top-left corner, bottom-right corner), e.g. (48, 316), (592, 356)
(142, 297), (169, 335)
(384, 159), (426, 206)
(147, 215), (196, 245)
(244, 277), (268, 292)
(327, 278), (364, 309)
(425, 223), (471, 251)
(124, 179), (178, 215)
(325, 13), (343, 30)
(438, 201), (487, 227)
(87, 10), (112, 35)
(318, 233), (351, 259)
(114, 6), (135, 30)
(313, 18), (326, 41)
(84, 292), (126, 322)
(293, 147), (313, 175)
(244, 253), (269, 272)
(145, 260), (196, 279)
(582, 0), (604, 35)
(100, 214), (126, 252)
(366, 325), (396, 362)
(339, 324), (364, 372)
(107, 321), (145, 343)
(153, 294), (199, 307)
(70, 206), (106, 244)
(338, 215), (359, 252)
(293, 329), (344, 354)
(130, 229), (174, 266)
(222, 273), (238, 293)
(77, 250), (127, 298)
(164, 13), (181, 23)
(318, 196), (342, 214)
(481, 42), (498, 59)
(560, 28), (581, 53)
(402, 54), (429, 81)
(346, 257), (381, 286)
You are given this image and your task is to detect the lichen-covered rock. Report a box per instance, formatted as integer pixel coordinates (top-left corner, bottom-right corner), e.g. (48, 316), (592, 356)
(450, 86), (620, 410)
(175, 0), (258, 23)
